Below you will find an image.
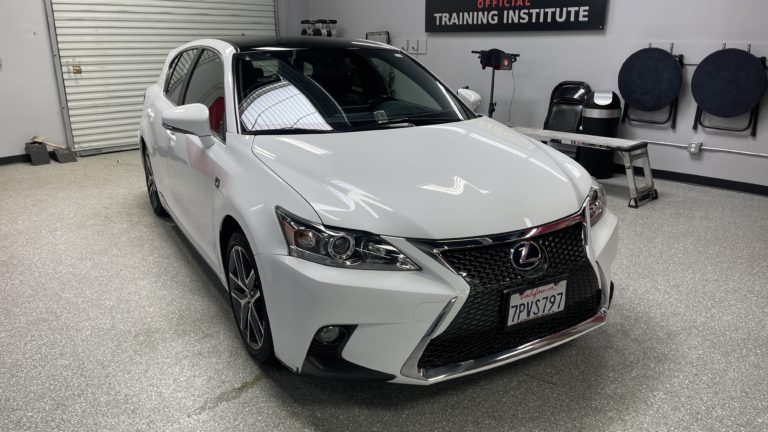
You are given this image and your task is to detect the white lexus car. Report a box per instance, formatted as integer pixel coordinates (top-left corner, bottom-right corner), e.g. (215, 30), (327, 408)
(139, 37), (619, 384)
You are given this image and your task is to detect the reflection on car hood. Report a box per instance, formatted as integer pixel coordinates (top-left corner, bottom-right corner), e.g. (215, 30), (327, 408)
(250, 117), (592, 239)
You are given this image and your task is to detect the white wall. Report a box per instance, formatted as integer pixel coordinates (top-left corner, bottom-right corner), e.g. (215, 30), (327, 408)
(0, 0), (67, 159)
(276, 0), (309, 42)
(296, 0), (768, 187)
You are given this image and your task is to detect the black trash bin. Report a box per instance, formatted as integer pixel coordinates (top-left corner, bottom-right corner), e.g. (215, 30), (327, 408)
(579, 91), (621, 179)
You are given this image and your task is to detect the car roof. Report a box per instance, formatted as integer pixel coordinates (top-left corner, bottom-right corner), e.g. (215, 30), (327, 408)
(222, 36), (396, 52)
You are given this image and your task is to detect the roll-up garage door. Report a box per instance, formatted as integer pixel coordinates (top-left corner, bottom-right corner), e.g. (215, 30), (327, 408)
(46, 0), (276, 153)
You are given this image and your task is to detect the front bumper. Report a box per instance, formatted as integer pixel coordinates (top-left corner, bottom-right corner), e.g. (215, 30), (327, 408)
(256, 209), (619, 385)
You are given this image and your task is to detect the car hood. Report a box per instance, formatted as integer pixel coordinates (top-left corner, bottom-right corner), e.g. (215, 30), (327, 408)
(251, 117), (592, 239)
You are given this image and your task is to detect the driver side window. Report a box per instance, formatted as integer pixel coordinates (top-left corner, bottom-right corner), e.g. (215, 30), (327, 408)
(164, 49), (198, 105)
(184, 49), (226, 140)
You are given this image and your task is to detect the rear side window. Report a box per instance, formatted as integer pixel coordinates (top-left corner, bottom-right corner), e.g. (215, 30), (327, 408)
(184, 49), (226, 138)
(165, 49), (199, 105)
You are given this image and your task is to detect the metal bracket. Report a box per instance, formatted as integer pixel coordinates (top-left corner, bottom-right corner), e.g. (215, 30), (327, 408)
(687, 141), (703, 154)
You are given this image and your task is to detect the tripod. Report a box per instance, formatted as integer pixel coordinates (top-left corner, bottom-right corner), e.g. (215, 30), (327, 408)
(472, 49), (520, 119)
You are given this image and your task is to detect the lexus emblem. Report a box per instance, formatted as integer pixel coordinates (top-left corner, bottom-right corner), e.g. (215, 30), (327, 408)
(511, 241), (546, 273)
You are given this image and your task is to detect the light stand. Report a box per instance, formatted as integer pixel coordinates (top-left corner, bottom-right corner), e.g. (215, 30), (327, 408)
(472, 49), (520, 119)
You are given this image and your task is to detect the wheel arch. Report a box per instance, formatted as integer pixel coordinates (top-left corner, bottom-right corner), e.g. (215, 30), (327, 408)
(139, 133), (154, 158)
(219, 214), (243, 272)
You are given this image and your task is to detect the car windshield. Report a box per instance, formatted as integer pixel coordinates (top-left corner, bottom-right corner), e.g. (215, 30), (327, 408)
(233, 46), (475, 134)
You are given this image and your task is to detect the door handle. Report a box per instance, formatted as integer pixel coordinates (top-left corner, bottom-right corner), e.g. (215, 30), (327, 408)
(147, 108), (155, 122)
(166, 130), (176, 145)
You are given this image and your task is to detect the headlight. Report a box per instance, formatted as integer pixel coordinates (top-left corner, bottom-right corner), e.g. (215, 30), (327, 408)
(588, 179), (607, 226)
(276, 207), (420, 271)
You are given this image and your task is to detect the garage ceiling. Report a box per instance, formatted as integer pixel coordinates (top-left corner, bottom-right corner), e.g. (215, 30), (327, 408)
(47, 0), (276, 153)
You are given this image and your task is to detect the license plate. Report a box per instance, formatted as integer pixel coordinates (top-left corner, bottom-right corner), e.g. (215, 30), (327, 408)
(506, 281), (567, 327)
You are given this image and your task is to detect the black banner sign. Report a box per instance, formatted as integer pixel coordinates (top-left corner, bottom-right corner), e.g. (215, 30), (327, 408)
(426, 0), (608, 32)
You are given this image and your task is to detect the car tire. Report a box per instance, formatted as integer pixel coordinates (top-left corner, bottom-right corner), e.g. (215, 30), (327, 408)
(226, 232), (274, 362)
(141, 146), (170, 218)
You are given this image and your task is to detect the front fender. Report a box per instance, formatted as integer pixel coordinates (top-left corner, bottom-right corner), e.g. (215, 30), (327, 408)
(211, 134), (320, 283)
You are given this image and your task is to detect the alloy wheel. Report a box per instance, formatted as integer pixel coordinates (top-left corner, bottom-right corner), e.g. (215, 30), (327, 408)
(228, 245), (266, 350)
(142, 150), (158, 209)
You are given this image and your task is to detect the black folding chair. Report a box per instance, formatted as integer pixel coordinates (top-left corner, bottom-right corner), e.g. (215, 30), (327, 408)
(692, 48), (767, 137)
(543, 81), (592, 157)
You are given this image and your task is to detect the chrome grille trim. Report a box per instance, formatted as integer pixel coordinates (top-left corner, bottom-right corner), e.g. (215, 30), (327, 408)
(410, 211), (583, 255)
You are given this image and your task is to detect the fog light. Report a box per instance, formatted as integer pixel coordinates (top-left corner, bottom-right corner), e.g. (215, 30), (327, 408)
(315, 326), (343, 344)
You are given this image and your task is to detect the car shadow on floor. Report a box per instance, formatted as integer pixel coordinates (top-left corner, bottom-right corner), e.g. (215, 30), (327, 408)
(601, 181), (632, 206)
(255, 333), (639, 432)
(160, 216), (230, 308)
(252, 303), (662, 432)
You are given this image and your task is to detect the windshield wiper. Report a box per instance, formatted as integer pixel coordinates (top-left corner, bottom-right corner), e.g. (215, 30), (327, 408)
(253, 128), (335, 135)
(347, 117), (457, 132)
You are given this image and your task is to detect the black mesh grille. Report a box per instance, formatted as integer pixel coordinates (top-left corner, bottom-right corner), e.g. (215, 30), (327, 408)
(418, 223), (601, 370)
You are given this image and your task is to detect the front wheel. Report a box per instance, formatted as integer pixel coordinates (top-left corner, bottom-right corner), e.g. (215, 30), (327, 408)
(227, 232), (274, 362)
(141, 146), (169, 217)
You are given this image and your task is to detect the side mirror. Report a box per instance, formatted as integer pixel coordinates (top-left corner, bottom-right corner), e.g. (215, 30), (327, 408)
(162, 103), (215, 147)
(457, 88), (482, 112)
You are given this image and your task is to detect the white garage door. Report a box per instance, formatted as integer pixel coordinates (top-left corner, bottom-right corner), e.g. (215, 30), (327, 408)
(46, 0), (276, 153)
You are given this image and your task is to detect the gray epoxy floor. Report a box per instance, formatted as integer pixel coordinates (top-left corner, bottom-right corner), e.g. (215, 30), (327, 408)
(1, 151), (767, 432)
